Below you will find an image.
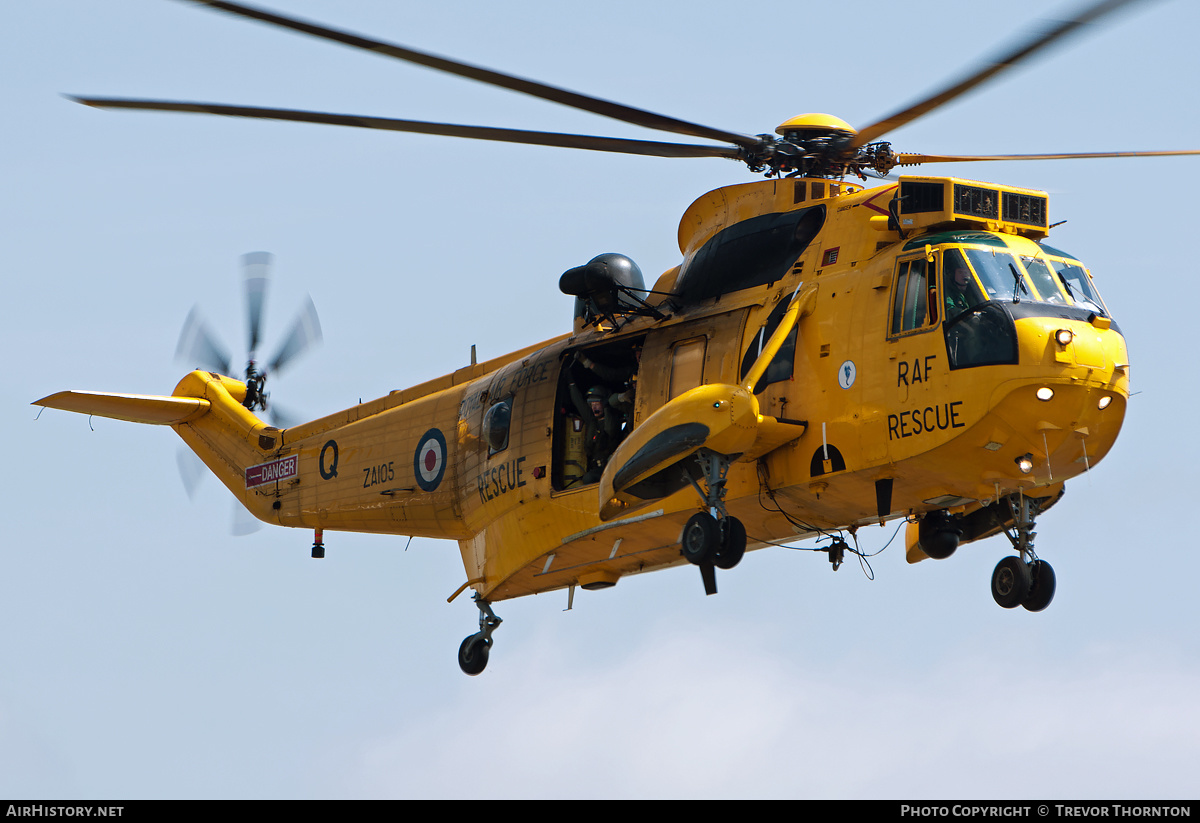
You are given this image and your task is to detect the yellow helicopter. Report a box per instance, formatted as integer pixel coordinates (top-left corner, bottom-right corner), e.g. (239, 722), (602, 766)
(34, 0), (1199, 675)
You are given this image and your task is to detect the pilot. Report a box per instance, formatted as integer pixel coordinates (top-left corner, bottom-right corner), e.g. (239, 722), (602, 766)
(944, 262), (982, 320)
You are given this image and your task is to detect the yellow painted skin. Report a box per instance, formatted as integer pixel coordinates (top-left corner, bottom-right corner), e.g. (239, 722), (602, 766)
(35, 172), (1128, 606)
(775, 113), (856, 135)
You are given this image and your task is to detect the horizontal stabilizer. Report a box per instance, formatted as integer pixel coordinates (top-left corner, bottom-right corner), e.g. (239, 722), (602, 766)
(34, 391), (210, 425)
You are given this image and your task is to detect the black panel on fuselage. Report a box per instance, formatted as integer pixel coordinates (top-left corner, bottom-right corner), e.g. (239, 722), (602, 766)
(674, 205), (825, 304)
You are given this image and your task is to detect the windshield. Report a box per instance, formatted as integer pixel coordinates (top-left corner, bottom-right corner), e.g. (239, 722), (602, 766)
(1018, 255), (1069, 305)
(955, 244), (1103, 313)
(962, 247), (1031, 303)
(1043, 254), (1107, 316)
(935, 239), (1111, 372)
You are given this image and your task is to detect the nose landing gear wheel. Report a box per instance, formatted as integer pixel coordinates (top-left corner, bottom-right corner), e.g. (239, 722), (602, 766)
(993, 491), (1058, 612)
(991, 555), (1032, 609)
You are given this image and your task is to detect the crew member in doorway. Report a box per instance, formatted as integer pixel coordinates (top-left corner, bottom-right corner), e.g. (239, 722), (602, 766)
(575, 348), (639, 435)
(568, 380), (623, 485)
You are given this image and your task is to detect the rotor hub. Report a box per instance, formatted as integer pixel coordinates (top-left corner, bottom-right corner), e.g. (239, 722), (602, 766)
(741, 115), (895, 179)
(774, 113), (857, 139)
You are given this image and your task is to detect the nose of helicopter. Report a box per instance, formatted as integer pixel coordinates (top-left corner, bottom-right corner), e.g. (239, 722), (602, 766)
(971, 315), (1127, 495)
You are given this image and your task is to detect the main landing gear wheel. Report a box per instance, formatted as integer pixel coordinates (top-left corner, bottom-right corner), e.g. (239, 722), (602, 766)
(1022, 558), (1057, 612)
(679, 510), (745, 595)
(680, 512), (746, 568)
(991, 555), (1032, 609)
(679, 449), (747, 594)
(714, 516), (746, 570)
(457, 596), (502, 676)
(682, 512), (719, 565)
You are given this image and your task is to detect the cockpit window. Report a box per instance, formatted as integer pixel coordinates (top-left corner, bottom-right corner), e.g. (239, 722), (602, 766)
(1038, 243), (1107, 315)
(1018, 255), (1069, 305)
(953, 243), (1109, 315)
(1047, 257), (1107, 316)
(943, 247), (1019, 370)
(942, 248), (987, 321)
(962, 247), (1032, 303)
(890, 257), (937, 335)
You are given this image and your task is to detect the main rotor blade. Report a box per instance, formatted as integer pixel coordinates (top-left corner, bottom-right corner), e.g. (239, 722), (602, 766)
(173, 0), (761, 150)
(268, 294), (321, 377)
(243, 251), (271, 357)
(176, 306), (232, 375)
(896, 148), (1200, 165)
(852, 0), (1150, 148)
(70, 98), (742, 159)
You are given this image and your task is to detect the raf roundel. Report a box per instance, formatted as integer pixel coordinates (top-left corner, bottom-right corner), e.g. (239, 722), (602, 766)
(414, 428), (447, 492)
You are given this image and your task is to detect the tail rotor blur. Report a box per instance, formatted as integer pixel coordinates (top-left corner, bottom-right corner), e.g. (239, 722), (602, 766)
(173, 252), (323, 534)
(175, 252), (322, 424)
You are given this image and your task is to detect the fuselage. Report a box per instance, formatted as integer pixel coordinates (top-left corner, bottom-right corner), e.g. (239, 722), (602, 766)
(158, 173), (1128, 603)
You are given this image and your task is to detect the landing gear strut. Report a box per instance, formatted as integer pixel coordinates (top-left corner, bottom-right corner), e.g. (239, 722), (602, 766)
(990, 491), (1057, 612)
(457, 596), (502, 676)
(680, 450), (747, 595)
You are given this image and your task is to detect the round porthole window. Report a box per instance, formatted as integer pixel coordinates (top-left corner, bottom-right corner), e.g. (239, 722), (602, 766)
(483, 399), (512, 454)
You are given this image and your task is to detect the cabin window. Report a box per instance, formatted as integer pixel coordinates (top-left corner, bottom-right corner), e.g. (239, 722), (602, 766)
(740, 298), (798, 394)
(890, 257), (938, 335)
(483, 398), (512, 455)
(673, 206), (825, 303)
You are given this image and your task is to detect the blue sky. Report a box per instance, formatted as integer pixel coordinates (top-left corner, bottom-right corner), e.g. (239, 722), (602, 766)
(3, 0), (1198, 798)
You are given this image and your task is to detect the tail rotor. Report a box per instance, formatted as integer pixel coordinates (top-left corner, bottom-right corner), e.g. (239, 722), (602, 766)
(176, 252), (322, 421)
(173, 252), (323, 533)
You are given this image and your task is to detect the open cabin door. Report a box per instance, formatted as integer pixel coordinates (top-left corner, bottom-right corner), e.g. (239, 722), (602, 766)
(551, 335), (645, 492)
